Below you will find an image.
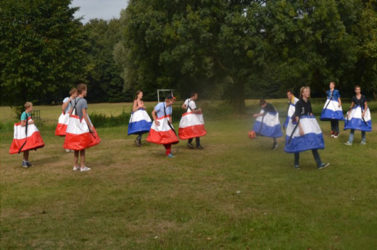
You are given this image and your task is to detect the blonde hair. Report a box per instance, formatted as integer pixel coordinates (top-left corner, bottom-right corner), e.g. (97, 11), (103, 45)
(24, 102), (32, 109)
(300, 86), (310, 98)
(69, 87), (77, 95)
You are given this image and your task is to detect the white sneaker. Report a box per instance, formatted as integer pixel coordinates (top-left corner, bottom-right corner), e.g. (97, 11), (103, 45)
(65, 149), (71, 153)
(73, 166), (80, 171)
(80, 166), (91, 172)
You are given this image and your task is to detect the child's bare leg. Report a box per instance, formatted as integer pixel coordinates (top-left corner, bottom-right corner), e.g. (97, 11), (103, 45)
(23, 150), (29, 161)
(80, 150), (86, 168)
(74, 150), (79, 167)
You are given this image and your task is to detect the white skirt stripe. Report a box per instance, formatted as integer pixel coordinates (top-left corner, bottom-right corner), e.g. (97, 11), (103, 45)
(286, 116), (322, 139)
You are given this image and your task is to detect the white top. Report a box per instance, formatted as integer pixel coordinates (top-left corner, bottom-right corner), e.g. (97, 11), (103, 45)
(63, 97), (72, 113)
(184, 98), (197, 111)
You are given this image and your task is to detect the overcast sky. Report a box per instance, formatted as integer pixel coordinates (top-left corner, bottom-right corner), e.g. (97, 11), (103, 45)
(71, 0), (128, 23)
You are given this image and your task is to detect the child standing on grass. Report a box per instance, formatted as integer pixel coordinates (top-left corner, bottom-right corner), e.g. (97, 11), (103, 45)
(64, 83), (101, 172)
(9, 102), (45, 168)
(320, 82), (344, 138)
(344, 85), (372, 146)
(147, 95), (179, 158)
(55, 88), (78, 146)
(252, 99), (282, 150)
(179, 92), (206, 149)
(285, 86), (329, 169)
(128, 90), (152, 146)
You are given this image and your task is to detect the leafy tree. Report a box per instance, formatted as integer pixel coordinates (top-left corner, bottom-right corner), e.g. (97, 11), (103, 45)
(83, 19), (127, 102)
(0, 0), (87, 105)
(119, 0), (265, 108)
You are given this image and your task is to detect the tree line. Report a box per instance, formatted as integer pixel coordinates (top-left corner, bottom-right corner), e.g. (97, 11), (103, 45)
(1, 0), (376, 109)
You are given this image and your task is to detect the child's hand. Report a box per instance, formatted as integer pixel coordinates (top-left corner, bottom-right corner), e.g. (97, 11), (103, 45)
(253, 114), (258, 118)
(155, 120), (160, 126)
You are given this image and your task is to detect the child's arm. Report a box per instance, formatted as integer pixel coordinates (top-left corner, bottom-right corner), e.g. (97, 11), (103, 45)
(253, 112), (263, 118)
(152, 110), (159, 126)
(348, 102), (355, 113)
(62, 99), (71, 113)
(132, 100), (138, 112)
(82, 109), (93, 130)
(363, 101), (368, 117)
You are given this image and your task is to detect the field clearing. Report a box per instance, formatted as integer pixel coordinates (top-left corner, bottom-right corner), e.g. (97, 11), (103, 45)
(1, 100), (376, 249)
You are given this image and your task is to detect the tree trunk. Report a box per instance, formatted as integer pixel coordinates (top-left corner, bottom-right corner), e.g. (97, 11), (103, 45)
(227, 76), (246, 112)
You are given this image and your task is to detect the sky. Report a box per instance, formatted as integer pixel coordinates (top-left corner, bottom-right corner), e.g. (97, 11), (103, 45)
(70, 0), (128, 23)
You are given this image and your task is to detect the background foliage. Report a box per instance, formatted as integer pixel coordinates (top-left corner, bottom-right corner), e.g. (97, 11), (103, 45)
(1, 0), (377, 108)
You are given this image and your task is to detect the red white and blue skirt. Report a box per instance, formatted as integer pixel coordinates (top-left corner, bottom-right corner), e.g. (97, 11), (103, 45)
(147, 115), (179, 145)
(344, 106), (372, 132)
(178, 111), (206, 139)
(9, 118), (45, 154)
(128, 109), (152, 135)
(284, 115), (324, 153)
(55, 112), (70, 136)
(253, 111), (283, 138)
(320, 99), (344, 121)
(64, 115), (101, 151)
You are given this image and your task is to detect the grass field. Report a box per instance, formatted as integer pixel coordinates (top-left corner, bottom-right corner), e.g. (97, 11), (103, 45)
(1, 100), (377, 249)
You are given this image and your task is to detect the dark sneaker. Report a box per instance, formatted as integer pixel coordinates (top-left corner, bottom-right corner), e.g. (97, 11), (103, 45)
(135, 139), (141, 147)
(196, 145), (204, 150)
(187, 142), (194, 149)
(272, 143), (278, 150)
(26, 161), (32, 167)
(318, 163), (330, 170)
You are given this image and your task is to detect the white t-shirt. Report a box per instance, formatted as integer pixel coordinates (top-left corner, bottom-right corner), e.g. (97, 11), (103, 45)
(63, 97), (72, 113)
(184, 98), (197, 111)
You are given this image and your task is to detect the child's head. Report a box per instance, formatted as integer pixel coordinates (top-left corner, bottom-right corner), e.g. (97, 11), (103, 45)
(287, 90), (294, 99)
(259, 99), (267, 108)
(165, 95), (175, 106)
(300, 86), (311, 98)
(77, 83), (87, 97)
(190, 92), (198, 100)
(329, 81), (335, 89)
(354, 85), (361, 94)
(24, 102), (33, 112)
(135, 90), (143, 100)
(69, 88), (78, 98)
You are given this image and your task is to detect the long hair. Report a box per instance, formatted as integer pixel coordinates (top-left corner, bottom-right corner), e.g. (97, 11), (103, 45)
(134, 90), (142, 100)
(300, 86), (310, 98)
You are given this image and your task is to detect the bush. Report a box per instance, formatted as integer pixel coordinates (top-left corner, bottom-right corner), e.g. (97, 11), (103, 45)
(90, 111), (130, 128)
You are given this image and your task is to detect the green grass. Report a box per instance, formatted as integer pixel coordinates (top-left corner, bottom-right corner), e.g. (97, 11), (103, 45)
(1, 100), (377, 249)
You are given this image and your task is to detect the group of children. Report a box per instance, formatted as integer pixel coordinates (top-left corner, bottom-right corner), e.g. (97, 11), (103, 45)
(9, 87), (207, 168)
(251, 82), (372, 169)
(10, 84), (101, 171)
(130, 92), (207, 157)
(9, 82), (372, 170)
